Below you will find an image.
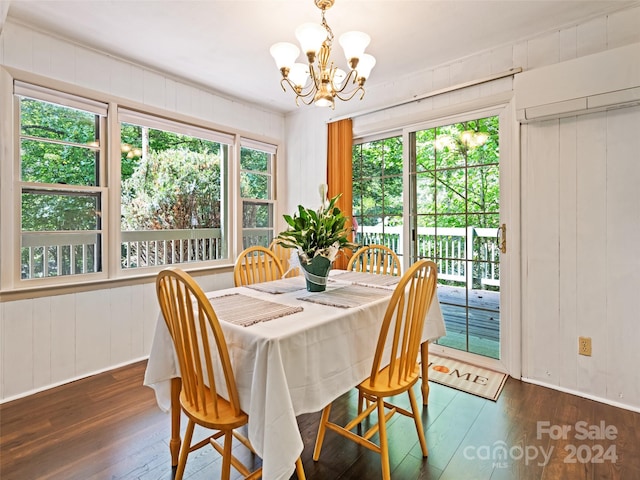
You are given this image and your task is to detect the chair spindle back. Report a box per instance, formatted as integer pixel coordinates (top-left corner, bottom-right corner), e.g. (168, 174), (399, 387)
(369, 259), (437, 388)
(156, 268), (242, 419)
(234, 246), (284, 286)
(348, 244), (402, 276)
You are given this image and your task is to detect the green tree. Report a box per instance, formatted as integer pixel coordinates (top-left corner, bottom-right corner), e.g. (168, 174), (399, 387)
(414, 116), (499, 227)
(20, 98), (100, 232)
(121, 148), (222, 231)
(353, 136), (404, 226)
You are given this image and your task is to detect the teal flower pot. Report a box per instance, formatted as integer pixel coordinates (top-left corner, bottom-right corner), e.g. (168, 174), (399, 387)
(301, 255), (332, 292)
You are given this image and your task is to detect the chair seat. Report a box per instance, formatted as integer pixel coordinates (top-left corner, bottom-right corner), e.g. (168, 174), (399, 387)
(180, 390), (248, 431)
(358, 363), (421, 397)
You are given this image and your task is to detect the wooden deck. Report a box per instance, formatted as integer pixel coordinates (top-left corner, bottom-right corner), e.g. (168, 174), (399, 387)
(436, 285), (500, 356)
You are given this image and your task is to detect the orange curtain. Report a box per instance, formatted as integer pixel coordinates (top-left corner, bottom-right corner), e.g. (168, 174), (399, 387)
(327, 118), (353, 270)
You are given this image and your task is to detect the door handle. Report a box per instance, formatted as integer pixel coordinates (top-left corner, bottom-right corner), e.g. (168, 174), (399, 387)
(497, 223), (507, 254)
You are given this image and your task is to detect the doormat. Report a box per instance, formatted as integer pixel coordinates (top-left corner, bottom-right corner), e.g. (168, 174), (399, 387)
(425, 353), (508, 401)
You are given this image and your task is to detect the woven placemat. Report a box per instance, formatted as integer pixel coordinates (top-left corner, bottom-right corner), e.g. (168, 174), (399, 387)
(207, 293), (303, 326)
(297, 284), (392, 308)
(331, 271), (401, 288)
(244, 276), (306, 294)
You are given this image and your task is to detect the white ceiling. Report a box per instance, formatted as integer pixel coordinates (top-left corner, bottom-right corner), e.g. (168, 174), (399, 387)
(5, 0), (637, 114)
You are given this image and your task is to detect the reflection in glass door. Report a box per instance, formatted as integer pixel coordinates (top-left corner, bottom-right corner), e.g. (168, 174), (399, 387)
(409, 116), (501, 359)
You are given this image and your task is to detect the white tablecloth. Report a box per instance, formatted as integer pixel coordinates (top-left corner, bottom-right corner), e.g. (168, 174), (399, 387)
(144, 272), (446, 480)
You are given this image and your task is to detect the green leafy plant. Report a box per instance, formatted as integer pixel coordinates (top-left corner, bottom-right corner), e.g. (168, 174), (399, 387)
(276, 186), (357, 265)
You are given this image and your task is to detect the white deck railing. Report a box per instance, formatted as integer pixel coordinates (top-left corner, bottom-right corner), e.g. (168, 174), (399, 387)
(21, 231), (100, 278)
(22, 225), (500, 287)
(21, 228), (223, 278)
(357, 225), (500, 289)
(120, 228), (223, 268)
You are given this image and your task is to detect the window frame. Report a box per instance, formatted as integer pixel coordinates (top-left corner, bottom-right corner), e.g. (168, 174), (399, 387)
(14, 85), (110, 286)
(117, 108), (234, 274)
(0, 71), (281, 292)
(239, 138), (277, 249)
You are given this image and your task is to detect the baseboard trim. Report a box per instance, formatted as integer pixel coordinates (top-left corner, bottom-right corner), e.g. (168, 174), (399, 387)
(521, 377), (640, 413)
(0, 356), (148, 404)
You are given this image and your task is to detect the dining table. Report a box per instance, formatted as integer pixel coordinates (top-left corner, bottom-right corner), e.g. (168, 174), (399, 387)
(144, 270), (446, 480)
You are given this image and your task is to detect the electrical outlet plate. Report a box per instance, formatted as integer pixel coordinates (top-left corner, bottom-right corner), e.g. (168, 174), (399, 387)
(579, 336), (592, 356)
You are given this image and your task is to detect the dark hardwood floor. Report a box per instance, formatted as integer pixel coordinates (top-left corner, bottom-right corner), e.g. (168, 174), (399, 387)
(1, 360), (639, 479)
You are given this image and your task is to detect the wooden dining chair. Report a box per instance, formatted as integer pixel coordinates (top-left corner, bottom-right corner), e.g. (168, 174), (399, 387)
(269, 240), (300, 278)
(312, 259), (438, 480)
(347, 244), (402, 276)
(156, 268), (306, 480)
(234, 245), (284, 286)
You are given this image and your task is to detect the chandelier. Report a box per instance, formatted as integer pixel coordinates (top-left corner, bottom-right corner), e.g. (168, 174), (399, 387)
(269, 0), (376, 109)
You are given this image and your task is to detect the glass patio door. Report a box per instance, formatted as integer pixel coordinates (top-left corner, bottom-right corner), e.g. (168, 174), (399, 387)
(407, 114), (502, 359)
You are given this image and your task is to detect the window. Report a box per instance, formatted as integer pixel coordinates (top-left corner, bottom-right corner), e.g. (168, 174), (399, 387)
(352, 135), (404, 259)
(8, 80), (278, 288)
(119, 110), (232, 269)
(240, 139), (276, 248)
(17, 84), (107, 280)
(409, 116), (500, 283)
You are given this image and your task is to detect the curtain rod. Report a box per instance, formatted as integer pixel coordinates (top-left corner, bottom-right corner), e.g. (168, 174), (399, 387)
(328, 67), (523, 122)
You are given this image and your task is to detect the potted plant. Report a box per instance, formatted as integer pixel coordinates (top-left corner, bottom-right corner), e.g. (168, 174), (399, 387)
(275, 185), (357, 292)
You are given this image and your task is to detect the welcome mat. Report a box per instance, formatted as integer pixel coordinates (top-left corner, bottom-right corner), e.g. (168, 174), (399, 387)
(426, 353), (508, 401)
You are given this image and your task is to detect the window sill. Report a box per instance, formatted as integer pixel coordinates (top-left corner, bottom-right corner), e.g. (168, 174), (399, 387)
(0, 263), (234, 302)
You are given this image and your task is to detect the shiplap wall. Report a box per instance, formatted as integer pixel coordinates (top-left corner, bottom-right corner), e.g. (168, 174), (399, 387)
(0, 22), (283, 402)
(0, 273), (234, 402)
(523, 107), (640, 408)
(284, 5), (640, 410)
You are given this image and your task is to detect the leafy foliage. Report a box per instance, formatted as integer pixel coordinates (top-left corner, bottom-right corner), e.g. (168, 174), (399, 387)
(20, 98), (101, 232)
(352, 136), (403, 227)
(353, 116), (500, 230)
(121, 148), (222, 230)
(276, 192), (356, 263)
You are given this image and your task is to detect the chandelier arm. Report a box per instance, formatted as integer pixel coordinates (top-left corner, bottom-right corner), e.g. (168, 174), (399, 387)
(334, 85), (366, 102)
(330, 69), (359, 94)
(280, 77), (318, 100)
(295, 94), (316, 107)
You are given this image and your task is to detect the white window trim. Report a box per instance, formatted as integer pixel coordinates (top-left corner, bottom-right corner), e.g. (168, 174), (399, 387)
(240, 137), (277, 155)
(15, 80), (108, 116)
(0, 68), (282, 294)
(13, 86), (110, 287)
(117, 107), (234, 275)
(239, 141), (277, 250)
(120, 108), (234, 146)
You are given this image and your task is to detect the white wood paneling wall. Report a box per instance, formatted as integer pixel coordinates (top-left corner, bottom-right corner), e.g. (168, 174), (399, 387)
(0, 22), (284, 138)
(0, 273), (234, 401)
(522, 105), (640, 409)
